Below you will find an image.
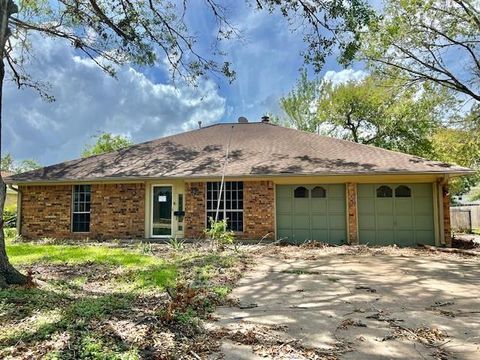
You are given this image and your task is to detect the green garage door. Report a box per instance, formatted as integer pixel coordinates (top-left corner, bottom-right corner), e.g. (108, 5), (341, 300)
(276, 184), (347, 244)
(358, 183), (435, 246)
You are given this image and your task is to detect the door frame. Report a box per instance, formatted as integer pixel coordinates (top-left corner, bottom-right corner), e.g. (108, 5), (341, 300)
(150, 183), (173, 238)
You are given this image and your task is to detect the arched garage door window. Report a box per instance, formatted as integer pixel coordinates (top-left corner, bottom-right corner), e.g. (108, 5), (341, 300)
(395, 185), (411, 197)
(294, 186), (309, 198)
(311, 186), (326, 198)
(376, 185), (393, 198)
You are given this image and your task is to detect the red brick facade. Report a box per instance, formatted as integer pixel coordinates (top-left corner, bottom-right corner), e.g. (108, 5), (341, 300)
(184, 182), (206, 239)
(20, 183), (145, 240)
(442, 184), (452, 247)
(346, 183), (358, 244)
(184, 180), (275, 240)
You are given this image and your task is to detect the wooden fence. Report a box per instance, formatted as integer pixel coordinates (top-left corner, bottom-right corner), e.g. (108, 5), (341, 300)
(451, 205), (480, 232)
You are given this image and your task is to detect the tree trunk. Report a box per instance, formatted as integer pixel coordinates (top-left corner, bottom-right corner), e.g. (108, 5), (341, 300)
(0, 0), (27, 288)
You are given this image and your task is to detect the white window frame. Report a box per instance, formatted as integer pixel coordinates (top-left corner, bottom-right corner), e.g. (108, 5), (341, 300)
(71, 184), (91, 233)
(206, 181), (244, 232)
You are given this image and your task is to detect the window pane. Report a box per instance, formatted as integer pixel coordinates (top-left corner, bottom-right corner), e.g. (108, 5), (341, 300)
(376, 185), (393, 198)
(294, 186), (308, 198)
(73, 185), (91, 232)
(311, 186), (326, 198)
(206, 181), (243, 231)
(395, 185), (411, 198)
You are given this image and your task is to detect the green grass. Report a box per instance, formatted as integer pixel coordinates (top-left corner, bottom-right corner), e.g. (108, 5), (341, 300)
(0, 237), (247, 359)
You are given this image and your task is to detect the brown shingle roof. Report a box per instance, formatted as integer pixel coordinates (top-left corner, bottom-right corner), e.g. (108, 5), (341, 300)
(8, 122), (473, 183)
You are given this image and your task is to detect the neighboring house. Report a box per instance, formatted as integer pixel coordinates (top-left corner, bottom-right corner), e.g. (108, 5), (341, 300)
(2, 171), (17, 207)
(6, 119), (473, 247)
(452, 186), (480, 206)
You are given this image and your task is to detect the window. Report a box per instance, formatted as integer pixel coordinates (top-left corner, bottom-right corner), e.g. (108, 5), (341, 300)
(376, 185), (393, 198)
(294, 186), (308, 198)
(206, 181), (243, 232)
(395, 185), (411, 198)
(311, 186), (326, 198)
(72, 185), (91, 232)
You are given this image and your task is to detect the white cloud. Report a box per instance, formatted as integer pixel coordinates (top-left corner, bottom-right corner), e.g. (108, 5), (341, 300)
(4, 35), (226, 165)
(322, 69), (368, 86)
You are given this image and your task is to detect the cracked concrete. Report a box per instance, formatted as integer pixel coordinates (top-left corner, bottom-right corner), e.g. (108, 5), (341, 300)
(209, 247), (480, 359)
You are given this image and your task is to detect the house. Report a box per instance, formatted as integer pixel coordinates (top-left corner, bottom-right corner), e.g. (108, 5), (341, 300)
(2, 171), (18, 208)
(6, 118), (473, 247)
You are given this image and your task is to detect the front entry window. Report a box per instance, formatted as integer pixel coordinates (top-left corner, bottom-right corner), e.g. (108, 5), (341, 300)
(206, 181), (243, 232)
(152, 186), (172, 236)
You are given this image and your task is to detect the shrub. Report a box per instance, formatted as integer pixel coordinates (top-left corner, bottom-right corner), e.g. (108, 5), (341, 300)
(3, 204), (16, 228)
(204, 218), (234, 246)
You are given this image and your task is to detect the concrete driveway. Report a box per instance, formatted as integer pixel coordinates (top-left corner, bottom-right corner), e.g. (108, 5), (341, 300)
(209, 246), (480, 359)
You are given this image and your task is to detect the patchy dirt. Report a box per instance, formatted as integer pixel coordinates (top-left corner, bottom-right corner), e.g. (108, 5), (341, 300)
(208, 245), (480, 359)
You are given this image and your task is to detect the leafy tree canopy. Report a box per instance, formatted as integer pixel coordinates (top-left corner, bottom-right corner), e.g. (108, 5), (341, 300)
(361, 0), (480, 102)
(82, 132), (133, 157)
(277, 73), (454, 157)
(0, 152), (40, 174)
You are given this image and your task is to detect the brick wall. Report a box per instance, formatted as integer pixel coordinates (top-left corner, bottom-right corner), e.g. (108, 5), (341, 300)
(20, 185), (73, 239)
(243, 181), (275, 240)
(346, 183), (358, 244)
(184, 180), (275, 240)
(442, 184), (452, 247)
(90, 183), (145, 239)
(184, 182), (206, 238)
(19, 183), (145, 240)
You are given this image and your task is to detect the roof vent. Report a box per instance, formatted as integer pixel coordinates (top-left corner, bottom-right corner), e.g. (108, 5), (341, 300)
(238, 116), (248, 123)
(198, 121), (202, 129)
(261, 115), (270, 123)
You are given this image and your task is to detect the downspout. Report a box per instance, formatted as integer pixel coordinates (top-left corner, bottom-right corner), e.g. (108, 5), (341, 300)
(8, 184), (21, 236)
(214, 125), (235, 223)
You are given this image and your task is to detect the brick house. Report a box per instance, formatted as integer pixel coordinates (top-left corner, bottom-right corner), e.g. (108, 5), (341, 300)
(7, 119), (473, 246)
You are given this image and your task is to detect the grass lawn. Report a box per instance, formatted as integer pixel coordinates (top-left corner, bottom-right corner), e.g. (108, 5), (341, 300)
(0, 233), (249, 359)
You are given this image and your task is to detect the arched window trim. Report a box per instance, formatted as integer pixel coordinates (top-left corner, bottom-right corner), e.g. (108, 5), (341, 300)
(376, 185), (393, 198)
(395, 185), (411, 198)
(294, 186), (309, 198)
(311, 186), (327, 198)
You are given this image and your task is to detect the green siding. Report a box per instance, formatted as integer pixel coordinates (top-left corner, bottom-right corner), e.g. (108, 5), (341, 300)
(276, 185), (347, 244)
(358, 183), (435, 246)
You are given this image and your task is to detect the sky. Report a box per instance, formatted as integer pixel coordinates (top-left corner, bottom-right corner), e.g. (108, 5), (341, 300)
(4, 1), (366, 166)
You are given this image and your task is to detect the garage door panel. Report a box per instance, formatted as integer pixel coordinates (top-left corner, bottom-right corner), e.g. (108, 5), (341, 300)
(377, 215), (394, 230)
(359, 215), (375, 229)
(415, 215), (433, 230)
(311, 199), (327, 213)
(329, 214), (346, 229)
(294, 199), (309, 213)
(276, 184), (346, 244)
(328, 198), (345, 213)
(276, 186), (292, 198)
(330, 230), (346, 244)
(277, 214), (292, 228)
(416, 230), (435, 245)
(415, 198), (432, 214)
(277, 199), (292, 213)
(395, 199), (412, 214)
(396, 230), (415, 247)
(294, 215), (309, 228)
(358, 201), (374, 214)
(376, 200), (394, 213)
(311, 229), (328, 242)
(328, 185), (344, 197)
(395, 215), (413, 229)
(377, 230), (394, 245)
(358, 184), (374, 198)
(358, 183), (434, 247)
(311, 214), (328, 228)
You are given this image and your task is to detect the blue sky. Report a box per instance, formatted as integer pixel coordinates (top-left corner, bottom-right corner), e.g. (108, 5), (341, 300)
(5, 1), (365, 166)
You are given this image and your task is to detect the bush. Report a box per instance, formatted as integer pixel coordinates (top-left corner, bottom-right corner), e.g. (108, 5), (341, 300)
(3, 204), (16, 228)
(204, 218), (235, 246)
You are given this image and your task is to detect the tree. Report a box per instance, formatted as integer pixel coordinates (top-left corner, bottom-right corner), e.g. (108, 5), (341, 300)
(431, 106), (480, 196)
(0, 0), (375, 286)
(277, 70), (321, 132)
(278, 74), (453, 156)
(82, 132), (133, 157)
(362, 0), (480, 102)
(1, 153), (40, 173)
